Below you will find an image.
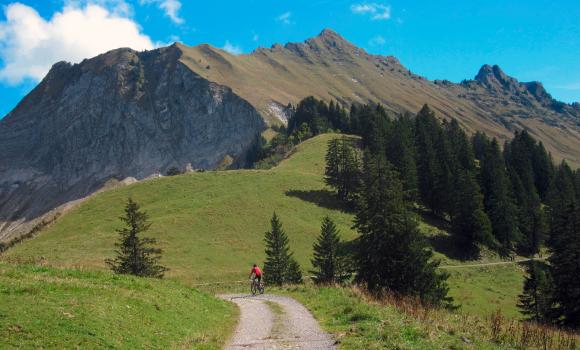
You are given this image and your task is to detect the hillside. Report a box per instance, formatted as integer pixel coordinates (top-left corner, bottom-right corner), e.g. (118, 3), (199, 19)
(178, 29), (579, 166)
(2, 134), (525, 318)
(0, 263), (236, 349)
(1, 29), (578, 245)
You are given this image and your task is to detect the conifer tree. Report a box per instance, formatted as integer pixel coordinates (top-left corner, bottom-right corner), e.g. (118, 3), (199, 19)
(106, 198), (168, 278)
(518, 260), (554, 323)
(479, 138), (520, 254)
(532, 141), (554, 201)
(386, 114), (418, 199)
(338, 138), (361, 204)
(415, 105), (443, 215)
(324, 137), (361, 204)
(546, 162), (580, 328)
(285, 258), (303, 284)
(324, 138), (340, 190)
(505, 134), (548, 256)
(472, 131), (489, 161)
(436, 122), (459, 217)
(508, 167), (547, 256)
(451, 169), (494, 258)
(263, 213), (301, 285)
(355, 150), (451, 306)
(310, 216), (350, 284)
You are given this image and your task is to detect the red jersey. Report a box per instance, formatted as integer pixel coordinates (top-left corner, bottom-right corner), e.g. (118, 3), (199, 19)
(251, 266), (262, 277)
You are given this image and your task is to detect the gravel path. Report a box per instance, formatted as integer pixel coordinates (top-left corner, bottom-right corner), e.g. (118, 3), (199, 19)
(220, 294), (336, 350)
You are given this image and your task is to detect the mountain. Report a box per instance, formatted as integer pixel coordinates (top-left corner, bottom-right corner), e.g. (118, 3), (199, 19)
(0, 29), (578, 243)
(0, 45), (265, 242)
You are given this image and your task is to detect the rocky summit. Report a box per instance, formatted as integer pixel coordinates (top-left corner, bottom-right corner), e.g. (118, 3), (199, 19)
(0, 29), (578, 243)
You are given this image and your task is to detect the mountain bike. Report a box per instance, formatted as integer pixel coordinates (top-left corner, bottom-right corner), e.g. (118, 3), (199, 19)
(250, 277), (264, 295)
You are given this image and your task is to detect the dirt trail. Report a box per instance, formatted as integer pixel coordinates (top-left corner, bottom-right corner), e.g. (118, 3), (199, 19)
(220, 294), (336, 350)
(440, 257), (547, 269)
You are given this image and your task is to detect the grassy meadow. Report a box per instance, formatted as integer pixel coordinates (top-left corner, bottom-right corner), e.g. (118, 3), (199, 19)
(0, 263), (236, 349)
(3, 134), (525, 318)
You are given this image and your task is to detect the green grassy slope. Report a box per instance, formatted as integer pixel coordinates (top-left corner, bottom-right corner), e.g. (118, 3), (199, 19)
(3, 134), (524, 318)
(0, 263), (236, 349)
(3, 134), (358, 284)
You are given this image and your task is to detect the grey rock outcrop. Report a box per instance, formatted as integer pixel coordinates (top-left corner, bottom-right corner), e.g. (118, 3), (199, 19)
(0, 45), (265, 242)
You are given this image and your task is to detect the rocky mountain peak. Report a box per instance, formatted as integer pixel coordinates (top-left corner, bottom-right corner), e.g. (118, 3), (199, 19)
(473, 64), (557, 107)
(309, 28), (356, 51)
(474, 64), (517, 89)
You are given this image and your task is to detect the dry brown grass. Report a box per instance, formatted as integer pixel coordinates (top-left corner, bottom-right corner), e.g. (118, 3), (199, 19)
(350, 286), (578, 350)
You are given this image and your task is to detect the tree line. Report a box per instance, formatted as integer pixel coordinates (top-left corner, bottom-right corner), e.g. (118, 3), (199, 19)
(291, 96), (578, 328)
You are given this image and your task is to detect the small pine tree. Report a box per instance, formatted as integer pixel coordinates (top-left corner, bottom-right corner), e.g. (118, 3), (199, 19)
(263, 213), (301, 286)
(310, 216), (351, 284)
(105, 198), (168, 278)
(518, 260), (553, 323)
(286, 258), (303, 284)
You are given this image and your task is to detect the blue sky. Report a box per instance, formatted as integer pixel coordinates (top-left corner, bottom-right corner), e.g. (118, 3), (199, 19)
(1, 0), (579, 118)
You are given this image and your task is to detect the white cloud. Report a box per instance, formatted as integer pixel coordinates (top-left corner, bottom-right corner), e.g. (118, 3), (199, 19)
(252, 33), (259, 42)
(158, 0), (183, 24)
(369, 35), (386, 46)
(0, 3), (154, 84)
(140, 0), (184, 24)
(276, 11), (292, 25)
(351, 3), (391, 21)
(222, 41), (242, 55)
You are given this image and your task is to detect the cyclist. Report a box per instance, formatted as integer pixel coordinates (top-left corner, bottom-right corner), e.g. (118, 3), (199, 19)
(249, 264), (263, 287)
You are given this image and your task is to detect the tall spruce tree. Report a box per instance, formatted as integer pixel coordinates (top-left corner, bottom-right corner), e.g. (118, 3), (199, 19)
(355, 150), (451, 306)
(263, 213), (302, 285)
(310, 216), (350, 284)
(531, 142), (554, 201)
(546, 162), (580, 328)
(451, 169), (494, 258)
(518, 260), (554, 324)
(415, 105), (444, 215)
(385, 114), (418, 200)
(105, 198), (168, 278)
(479, 138), (520, 254)
(505, 134), (548, 256)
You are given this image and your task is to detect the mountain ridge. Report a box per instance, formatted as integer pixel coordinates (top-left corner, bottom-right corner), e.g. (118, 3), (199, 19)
(0, 28), (579, 244)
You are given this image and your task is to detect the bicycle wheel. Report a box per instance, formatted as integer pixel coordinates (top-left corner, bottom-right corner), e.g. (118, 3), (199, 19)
(251, 281), (258, 295)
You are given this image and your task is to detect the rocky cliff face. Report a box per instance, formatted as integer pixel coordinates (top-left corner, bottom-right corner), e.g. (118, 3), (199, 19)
(0, 45), (265, 242)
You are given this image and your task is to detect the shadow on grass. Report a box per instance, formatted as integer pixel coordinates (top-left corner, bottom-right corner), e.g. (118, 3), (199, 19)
(428, 234), (473, 261)
(285, 189), (352, 212)
(415, 209), (479, 262)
